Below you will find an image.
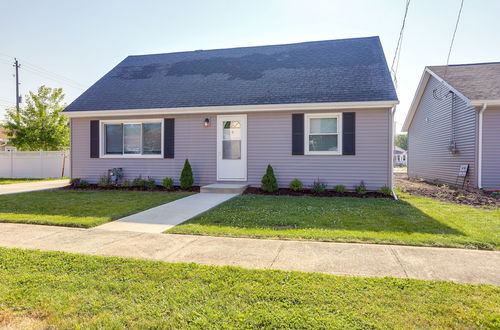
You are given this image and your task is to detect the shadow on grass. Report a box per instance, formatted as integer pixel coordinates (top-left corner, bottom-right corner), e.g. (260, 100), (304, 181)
(178, 195), (465, 236)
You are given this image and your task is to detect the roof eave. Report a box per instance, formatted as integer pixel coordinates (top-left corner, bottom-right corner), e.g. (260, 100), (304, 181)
(62, 100), (399, 118)
(469, 99), (500, 107)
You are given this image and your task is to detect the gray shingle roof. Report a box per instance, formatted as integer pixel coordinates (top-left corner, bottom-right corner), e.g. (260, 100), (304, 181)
(64, 36), (397, 112)
(428, 62), (500, 101)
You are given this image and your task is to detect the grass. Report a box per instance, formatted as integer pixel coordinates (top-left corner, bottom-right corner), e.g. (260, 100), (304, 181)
(0, 177), (67, 185)
(168, 191), (500, 250)
(0, 248), (498, 328)
(0, 190), (192, 227)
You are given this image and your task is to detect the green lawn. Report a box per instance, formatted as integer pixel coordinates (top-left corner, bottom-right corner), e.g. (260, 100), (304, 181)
(0, 248), (498, 328)
(0, 177), (67, 185)
(0, 190), (191, 227)
(168, 191), (500, 250)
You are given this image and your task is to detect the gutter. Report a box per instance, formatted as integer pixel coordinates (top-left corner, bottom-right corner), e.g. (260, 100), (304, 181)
(477, 103), (488, 189)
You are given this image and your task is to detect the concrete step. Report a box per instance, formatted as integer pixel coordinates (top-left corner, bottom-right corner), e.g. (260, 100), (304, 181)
(200, 183), (248, 194)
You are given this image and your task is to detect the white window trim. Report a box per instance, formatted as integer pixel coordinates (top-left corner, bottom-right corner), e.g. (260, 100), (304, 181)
(304, 113), (342, 155)
(99, 119), (164, 158)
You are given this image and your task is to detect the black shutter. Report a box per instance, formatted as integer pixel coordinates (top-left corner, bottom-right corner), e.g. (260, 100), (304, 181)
(292, 114), (304, 155)
(90, 120), (100, 158)
(342, 112), (356, 155)
(164, 118), (175, 158)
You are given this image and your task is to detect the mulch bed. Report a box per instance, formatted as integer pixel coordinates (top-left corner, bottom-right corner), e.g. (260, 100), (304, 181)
(395, 174), (499, 208)
(244, 187), (392, 199)
(63, 185), (200, 193)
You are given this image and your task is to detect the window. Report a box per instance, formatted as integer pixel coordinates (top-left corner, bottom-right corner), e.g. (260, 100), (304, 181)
(102, 120), (162, 157)
(305, 113), (341, 155)
(222, 120), (241, 160)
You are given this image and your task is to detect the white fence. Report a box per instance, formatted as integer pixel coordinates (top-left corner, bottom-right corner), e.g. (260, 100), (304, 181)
(0, 150), (70, 178)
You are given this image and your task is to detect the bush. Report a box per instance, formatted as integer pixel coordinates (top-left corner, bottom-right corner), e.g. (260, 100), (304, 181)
(132, 176), (146, 188)
(180, 159), (194, 189)
(312, 179), (327, 194)
(378, 185), (392, 196)
(289, 179), (303, 192)
(98, 176), (112, 187)
(333, 185), (346, 193)
(70, 178), (81, 187)
(261, 164), (278, 192)
(78, 180), (90, 188)
(162, 177), (174, 190)
(145, 177), (156, 190)
(122, 180), (133, 187)
(355, 181), (367, 195)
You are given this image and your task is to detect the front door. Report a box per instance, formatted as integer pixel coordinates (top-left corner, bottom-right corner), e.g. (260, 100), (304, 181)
(217, 115), (247, 181)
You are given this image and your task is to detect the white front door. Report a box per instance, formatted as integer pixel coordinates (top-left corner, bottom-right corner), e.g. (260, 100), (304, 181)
(217, 115), (247, 181)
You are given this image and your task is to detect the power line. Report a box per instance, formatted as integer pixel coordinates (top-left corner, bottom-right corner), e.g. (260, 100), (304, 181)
(390, 0), (411, 88)
(445, 0), (465, 67)
(0, 52), (86, 90)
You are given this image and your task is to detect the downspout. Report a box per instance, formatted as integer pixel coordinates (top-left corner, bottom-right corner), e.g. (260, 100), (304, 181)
(477, 103), (487, 189)
(389, 106), (398, 200)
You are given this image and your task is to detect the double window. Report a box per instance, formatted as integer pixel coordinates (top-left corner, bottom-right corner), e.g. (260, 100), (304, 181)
(305, 113), (342, 155)
(101, 120), (162, 157)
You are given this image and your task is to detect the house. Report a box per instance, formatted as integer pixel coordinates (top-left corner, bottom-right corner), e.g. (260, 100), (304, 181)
(394, 146), (407, 167)
(402, 62), (500, 190)
(63, 36), (398, 190)
(0, 128), (13, 151)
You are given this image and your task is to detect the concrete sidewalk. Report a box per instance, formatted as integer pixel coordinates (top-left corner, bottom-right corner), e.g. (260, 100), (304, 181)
(0, 179), (70, 195)
(95, 193), (238, 233)
(1, 223), (499, 285)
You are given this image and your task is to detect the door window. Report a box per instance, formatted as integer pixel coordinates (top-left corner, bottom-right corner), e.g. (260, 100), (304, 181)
(222, 121), (241, 159)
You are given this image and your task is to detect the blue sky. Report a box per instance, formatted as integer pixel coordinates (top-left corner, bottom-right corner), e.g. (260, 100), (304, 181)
(1, 0), (499, 132)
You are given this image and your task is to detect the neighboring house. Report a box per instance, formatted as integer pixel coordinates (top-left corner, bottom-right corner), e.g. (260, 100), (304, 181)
(394, 146), (407, 167)
(0, 128), (12, 151)
(63, 36), (398, 190)
(402, 62), (500, 190)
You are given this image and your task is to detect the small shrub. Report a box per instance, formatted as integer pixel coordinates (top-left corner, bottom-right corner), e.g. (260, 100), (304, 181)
(289, 179), (303, 191)
(70, 178), (81, 187)
(132, 176), (146, 188)
(122, 180), (133, 187)
(78, 180), (90, 188)
(311, 179), (327, 194)
(355, 181), (367, 195)
(162, 177), (174, 190)
(98, 176), (112, 187)
(145, 177), (156, 190)
(333, 185), (346, 193)
(261, 164), (278, 192)
(378, 185), (392, 196)
(180, 159), (194, 189)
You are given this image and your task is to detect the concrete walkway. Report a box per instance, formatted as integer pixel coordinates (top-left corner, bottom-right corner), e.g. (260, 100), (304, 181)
(1, 223), (499, 285)
(95, 193), (238, 233)
(0, 179), (70, 195)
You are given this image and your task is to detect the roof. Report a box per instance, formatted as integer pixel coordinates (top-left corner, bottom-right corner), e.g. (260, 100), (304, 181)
(428, 62), (500, 101)
(402, 62), (500, 132)
(64, 36), (397, 112)
(394, 146), (406, 154)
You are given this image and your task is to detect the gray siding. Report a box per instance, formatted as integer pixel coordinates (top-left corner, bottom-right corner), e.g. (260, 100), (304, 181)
(482, 107), (500, 190)
(408, 76), (477, 187)
(71, 108), (390, 190)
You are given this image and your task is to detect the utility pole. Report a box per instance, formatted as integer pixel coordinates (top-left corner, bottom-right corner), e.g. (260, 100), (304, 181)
(14, 58), (20, 113)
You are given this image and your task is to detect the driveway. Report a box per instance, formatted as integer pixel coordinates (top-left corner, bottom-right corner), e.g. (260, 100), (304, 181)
(0, 179), (70, 195)
(1, 223), (499, 285)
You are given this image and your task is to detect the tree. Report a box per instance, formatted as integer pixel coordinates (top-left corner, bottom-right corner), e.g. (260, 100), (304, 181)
(180, 159), (194, 189)
(261, 164), (278, 192)
(2, 86), (69, 151)
(395, 134), (408, 151)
